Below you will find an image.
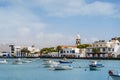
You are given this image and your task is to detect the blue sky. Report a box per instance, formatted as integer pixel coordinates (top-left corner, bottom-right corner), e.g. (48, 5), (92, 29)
(0, 0), (120, 48)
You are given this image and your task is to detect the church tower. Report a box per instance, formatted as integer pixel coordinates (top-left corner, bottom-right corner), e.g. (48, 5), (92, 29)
(76, 34), (81, 46)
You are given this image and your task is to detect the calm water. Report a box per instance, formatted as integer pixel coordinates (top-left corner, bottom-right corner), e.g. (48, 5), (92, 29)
(0, 58), (120, 80)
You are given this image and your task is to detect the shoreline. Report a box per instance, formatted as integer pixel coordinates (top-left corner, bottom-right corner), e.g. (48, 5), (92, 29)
(0, 56), (120, 60)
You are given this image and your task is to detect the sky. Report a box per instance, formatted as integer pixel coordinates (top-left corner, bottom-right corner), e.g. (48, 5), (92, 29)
(0, 0), (120, 48)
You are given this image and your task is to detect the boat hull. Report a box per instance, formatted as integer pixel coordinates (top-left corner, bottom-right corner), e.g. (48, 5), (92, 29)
(54, 66), (72, 70)
(12, 62), (22, 65)
(59, 60), (72, 63)
(110, 75), (120, 80)
(43, 60), (60, 65)
(89, 64), (104, 70)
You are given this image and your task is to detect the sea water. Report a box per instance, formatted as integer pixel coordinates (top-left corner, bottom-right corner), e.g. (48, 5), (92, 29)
(0, 58), (119, 80)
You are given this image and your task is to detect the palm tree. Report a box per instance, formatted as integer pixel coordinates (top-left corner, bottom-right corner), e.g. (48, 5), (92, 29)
(77, 44), (91, 55)
(56, 46), (62, 57)
(21, 48), (30, 57)
(56, 46), (62, 52)
(92, 48), (100, 58)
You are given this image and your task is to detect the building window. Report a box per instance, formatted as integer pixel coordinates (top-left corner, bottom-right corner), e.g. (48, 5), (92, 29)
(112, 48), (114, 51)
(87, 53), (90, 56)
(88, 49), (91, 52)
(64, 51), (65, 53)
(72, 50), (75, 53)
(103, 48), (105, 52)
(108, 48), (111, 51)
(117, 43), (120, 45)
(67, 51), (69, 53)
(98, 48), (100, 52)
(60, 50), (63, 53)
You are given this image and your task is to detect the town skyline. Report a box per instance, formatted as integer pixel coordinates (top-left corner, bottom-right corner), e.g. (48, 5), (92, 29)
(0, 0), (120, 48)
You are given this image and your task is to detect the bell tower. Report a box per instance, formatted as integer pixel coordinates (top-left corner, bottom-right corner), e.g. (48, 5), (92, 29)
(76, 34), (81, 46)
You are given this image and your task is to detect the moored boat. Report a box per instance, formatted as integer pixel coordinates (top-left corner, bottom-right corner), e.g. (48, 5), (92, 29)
(108, 70), (120, 80)
(22, 60), (32, 63)
(59, 60), (72, 63)
(53, 65), (72, 70)
(43, 60), (60, 68)
(43, 60), (60, 65)
(89, 60), (104, 70)
(12, 58), (22, 65)
(59, 58), (73, 63)
(0, 59), (7, 64)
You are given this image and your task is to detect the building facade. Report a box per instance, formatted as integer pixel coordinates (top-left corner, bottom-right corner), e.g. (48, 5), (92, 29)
(87, 40), (110, 58)
(59, 47), (80, 58)
(0, 44), (13, 57)
(27, 45), (40, 57)
(87, 39), (120, 58)
(0, 44), (40, 57)
(108, 39), (120, 57)
(111, 37), (120, 42)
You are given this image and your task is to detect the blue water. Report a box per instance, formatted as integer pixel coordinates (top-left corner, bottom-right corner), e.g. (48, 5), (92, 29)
(0, 58), (120, 80)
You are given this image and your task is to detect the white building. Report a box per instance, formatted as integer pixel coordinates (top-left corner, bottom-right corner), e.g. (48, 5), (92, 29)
(0, 44), (13, 57)
(48, 52), (58, 57)
(87, 39), (120, 58)
(28, 45), (40, 53)
(87, 40), (109, 58)
(27, 45), (40, 57)
(0, 44), (41, 57)
(79, 48), (87, 57)
(107, 40), (120, 57)
(0, 44), (11, 53)
(14, 46), (22, 57)
(59, 47), (81, 58)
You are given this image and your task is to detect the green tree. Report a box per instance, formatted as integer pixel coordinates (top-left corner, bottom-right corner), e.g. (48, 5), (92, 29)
(92, 48), (100, 58)
(40, 47), (57, 54)
(77, 44), (91, 49)
(56, 46), (62, 57)
(56, 46), (62, 52)
(21, 48), (30, 57)
(92, 48), (99, 53)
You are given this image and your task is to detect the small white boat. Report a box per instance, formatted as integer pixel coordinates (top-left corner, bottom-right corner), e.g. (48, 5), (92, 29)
(22, 60), (32, 63)
(0, 59), (7, 64)
(43, 60), (60, 65)
(44, 64), (58, 68)
(43, 60), (60, 68)
(53, 65), (72, 70)
(12, 58), (22, 65)
(108, 70), (120, 80)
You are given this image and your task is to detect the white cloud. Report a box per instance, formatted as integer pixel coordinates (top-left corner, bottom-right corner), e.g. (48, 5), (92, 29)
(0, 0), (49, 47)
(32, 0), (120, 17)
(0, 0), (47, 36)
(0, 0), (75, 47)
(81, 1), (119, 16)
